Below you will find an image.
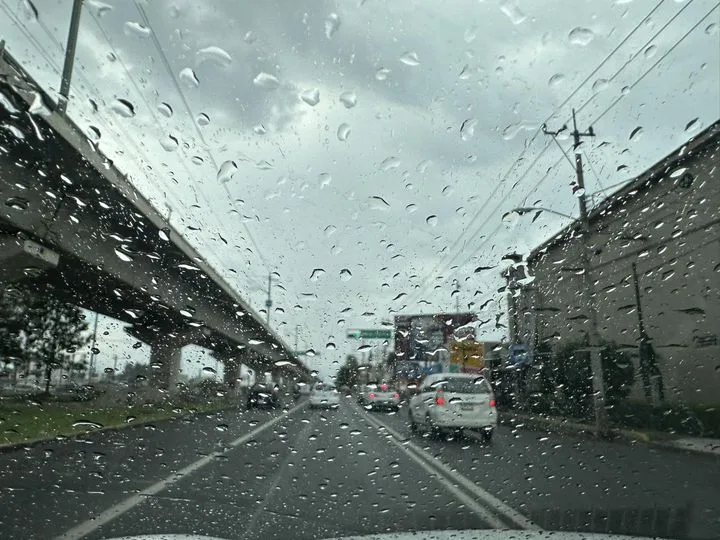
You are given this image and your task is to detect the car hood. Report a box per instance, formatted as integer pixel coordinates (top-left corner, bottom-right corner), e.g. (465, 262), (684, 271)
(105, 530), (653, 540)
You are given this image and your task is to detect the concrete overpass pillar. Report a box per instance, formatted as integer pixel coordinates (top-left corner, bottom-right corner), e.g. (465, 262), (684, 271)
(149, 336), (184, 392)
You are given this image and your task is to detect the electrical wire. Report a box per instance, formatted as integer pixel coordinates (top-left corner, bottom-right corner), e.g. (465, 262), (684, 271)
(133, 1), (270, 271)
(404, 0), (672, 307)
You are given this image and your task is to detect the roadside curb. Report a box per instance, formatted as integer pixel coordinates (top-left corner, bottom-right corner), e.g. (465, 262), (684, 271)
(0, 404), (240, 454)
(499, 411), (720, 458)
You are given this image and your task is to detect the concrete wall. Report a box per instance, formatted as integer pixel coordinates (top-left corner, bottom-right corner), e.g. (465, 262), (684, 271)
(511, 129), (719, 406)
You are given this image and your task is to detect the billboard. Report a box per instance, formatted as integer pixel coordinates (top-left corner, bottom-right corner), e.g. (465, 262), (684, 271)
(394, 312), (476, 365)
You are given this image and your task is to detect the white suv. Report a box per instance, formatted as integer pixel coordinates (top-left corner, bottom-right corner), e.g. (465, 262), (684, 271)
(408, 373), (497, 441)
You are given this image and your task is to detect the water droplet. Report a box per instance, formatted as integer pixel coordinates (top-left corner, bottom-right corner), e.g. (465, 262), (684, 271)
(684, 118), (700, 132)
(248, 339), (264, 346)
(405, 203), (417, 214)
(300, 88), (320, 106)
(6, 197), (29, 211)
(426, 215), (438, 227)
(369, 196), (391, 210)
(244, 30), (256, 43)
(460, 118), (477, 141)
(87, 125), (101, 141)
(158, 228), (170, 241)
(339, 91), (357, 108)
(196, 46), (232, 68)
(464, 26), (478, 44)
(629, 126), (643, 142)
(157, 102), (173, 118)
(192, 156), (204, 165)
(114, 248), (133, 262)
(340, 269), (352, 281)
(375, 67), (391, 81)
(317, 173), (332, 189)
(87, 1), (112, 18)
(202, 366), (216, 375)
(326, 342), (336, 350)
(72, 420), (103, 429)
(592, 78), (609, 94)
(160, 134), (179, 152)
(380, 156), (400, 170)
(357, 344), (371, 352)
(253, 72), (280, 89)
(643, 44), (657, 59)
(621, 85), (631, 96)
(253, 124), (266, 135)
(124, 21), (151, 38)
(325, 13), (341, 39)
(217, 160), (238, 183)
(310, 268), (326, 281)
(179, 67), (199, 88)
(216, 423), (229, 432)
(399, 51), (420, 66)
(325, 224), (337, 236)
(111, 98), (135, 118)
(337, 123), (351, 141)
(500, 0), (527, 25)
(196, 113), (210, 126)
(548, 73), (564, 87)
(568, 27), (595, 46)
(706, 22), (718, 36)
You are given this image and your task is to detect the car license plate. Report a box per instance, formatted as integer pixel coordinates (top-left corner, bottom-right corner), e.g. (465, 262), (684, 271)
(460, 404), (474, 411)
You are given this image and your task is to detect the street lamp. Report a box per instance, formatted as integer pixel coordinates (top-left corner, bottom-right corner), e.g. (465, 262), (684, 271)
(511, 205), (610, 436)
(511, 206), (575, 220)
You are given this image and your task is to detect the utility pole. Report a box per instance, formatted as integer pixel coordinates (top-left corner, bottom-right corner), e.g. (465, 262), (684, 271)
(452, 279), (460, 316)
(58, 0), (84, 114)
(89, 311), (99, 380)
(265, 273), (272, 327)
(543, 110), (610, 437)
(294, 325), (300, 356)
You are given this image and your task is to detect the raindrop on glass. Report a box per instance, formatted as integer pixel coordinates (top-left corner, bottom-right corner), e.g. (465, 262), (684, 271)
(340, 269), (352, 281)
(337, 123), (351, 141)
(568, 27), (595, 46)
(196, 112), (210, 126)
(339, 91), (357, 108)
(253, 72), (280, 89)
(124, 21), (151, 38)
(196, 46), (233, 67)
(179, 67), (199, 88)
(399, 51), (420, 66)
(300, 88), (320, 106)
(325, 12), (341, 39)
(426, 215), (438, 227)
(157, 102), (173, 118)
(111, 98), (135, 118)
(375, 67), (391, 81)
(217, 160), (238, 183)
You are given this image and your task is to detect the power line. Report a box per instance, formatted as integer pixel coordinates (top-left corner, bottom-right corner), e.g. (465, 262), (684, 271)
(133, 1), (270, 270)
(576, 0), (702, 118)
(405, 0), (671, 307)
(588, 1), (719, 126)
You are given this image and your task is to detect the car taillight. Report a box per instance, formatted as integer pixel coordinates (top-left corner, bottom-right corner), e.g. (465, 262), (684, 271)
(435, 390), (446, 406)
(393, 393), (400, 400)
(489, 395), (496, 408)
(369, 392), (376, 399)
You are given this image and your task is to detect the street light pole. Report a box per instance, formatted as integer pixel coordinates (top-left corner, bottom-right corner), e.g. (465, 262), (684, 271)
(265, 273), (272, 327)
(58, 0), (84, 114)
(543, 110), (610, 437)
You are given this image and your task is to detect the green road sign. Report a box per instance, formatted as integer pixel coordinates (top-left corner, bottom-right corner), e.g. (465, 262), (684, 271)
(347, 329), (392, 339)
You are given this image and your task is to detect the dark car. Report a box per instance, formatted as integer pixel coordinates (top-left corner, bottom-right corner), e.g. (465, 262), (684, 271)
(246, 383), (281, 409)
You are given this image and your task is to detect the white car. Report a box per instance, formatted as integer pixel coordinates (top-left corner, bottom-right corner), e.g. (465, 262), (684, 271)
(408, 373), (497, 441)
(357, 382), (401, 411)
(309, 382), (340, 409)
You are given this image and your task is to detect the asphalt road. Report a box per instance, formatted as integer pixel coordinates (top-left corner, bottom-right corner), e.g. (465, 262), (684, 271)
(0, 397), (718, 540)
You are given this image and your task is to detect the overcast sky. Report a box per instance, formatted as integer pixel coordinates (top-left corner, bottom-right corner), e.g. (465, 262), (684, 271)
(2, 0), (718, 380)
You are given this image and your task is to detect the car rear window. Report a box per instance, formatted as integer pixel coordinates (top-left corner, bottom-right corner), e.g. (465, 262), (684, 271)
(430, 377), (491, 394)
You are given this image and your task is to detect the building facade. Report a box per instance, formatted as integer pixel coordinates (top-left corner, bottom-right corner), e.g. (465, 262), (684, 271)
(507, 122), (719, 406)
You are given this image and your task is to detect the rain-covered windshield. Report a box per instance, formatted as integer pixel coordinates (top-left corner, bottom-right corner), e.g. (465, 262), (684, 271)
(0, 1), (719, 540)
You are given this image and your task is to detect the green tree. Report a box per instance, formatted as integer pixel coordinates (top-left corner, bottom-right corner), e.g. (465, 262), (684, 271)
(336, 355), (359, 388)
(21, 292), (90, 394)
(0, 288), (27, 381)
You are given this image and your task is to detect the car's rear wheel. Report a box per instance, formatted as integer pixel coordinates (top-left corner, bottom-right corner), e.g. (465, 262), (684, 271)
(425, 413), (440, 439)
(480, 428), (493, 443)
(409, 409), (417, 433)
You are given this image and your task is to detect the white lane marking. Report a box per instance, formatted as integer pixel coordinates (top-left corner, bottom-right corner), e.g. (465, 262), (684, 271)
(353, 406), (505, 529)
(358, 405), (539, 530)
(56, 402), (307, 540)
